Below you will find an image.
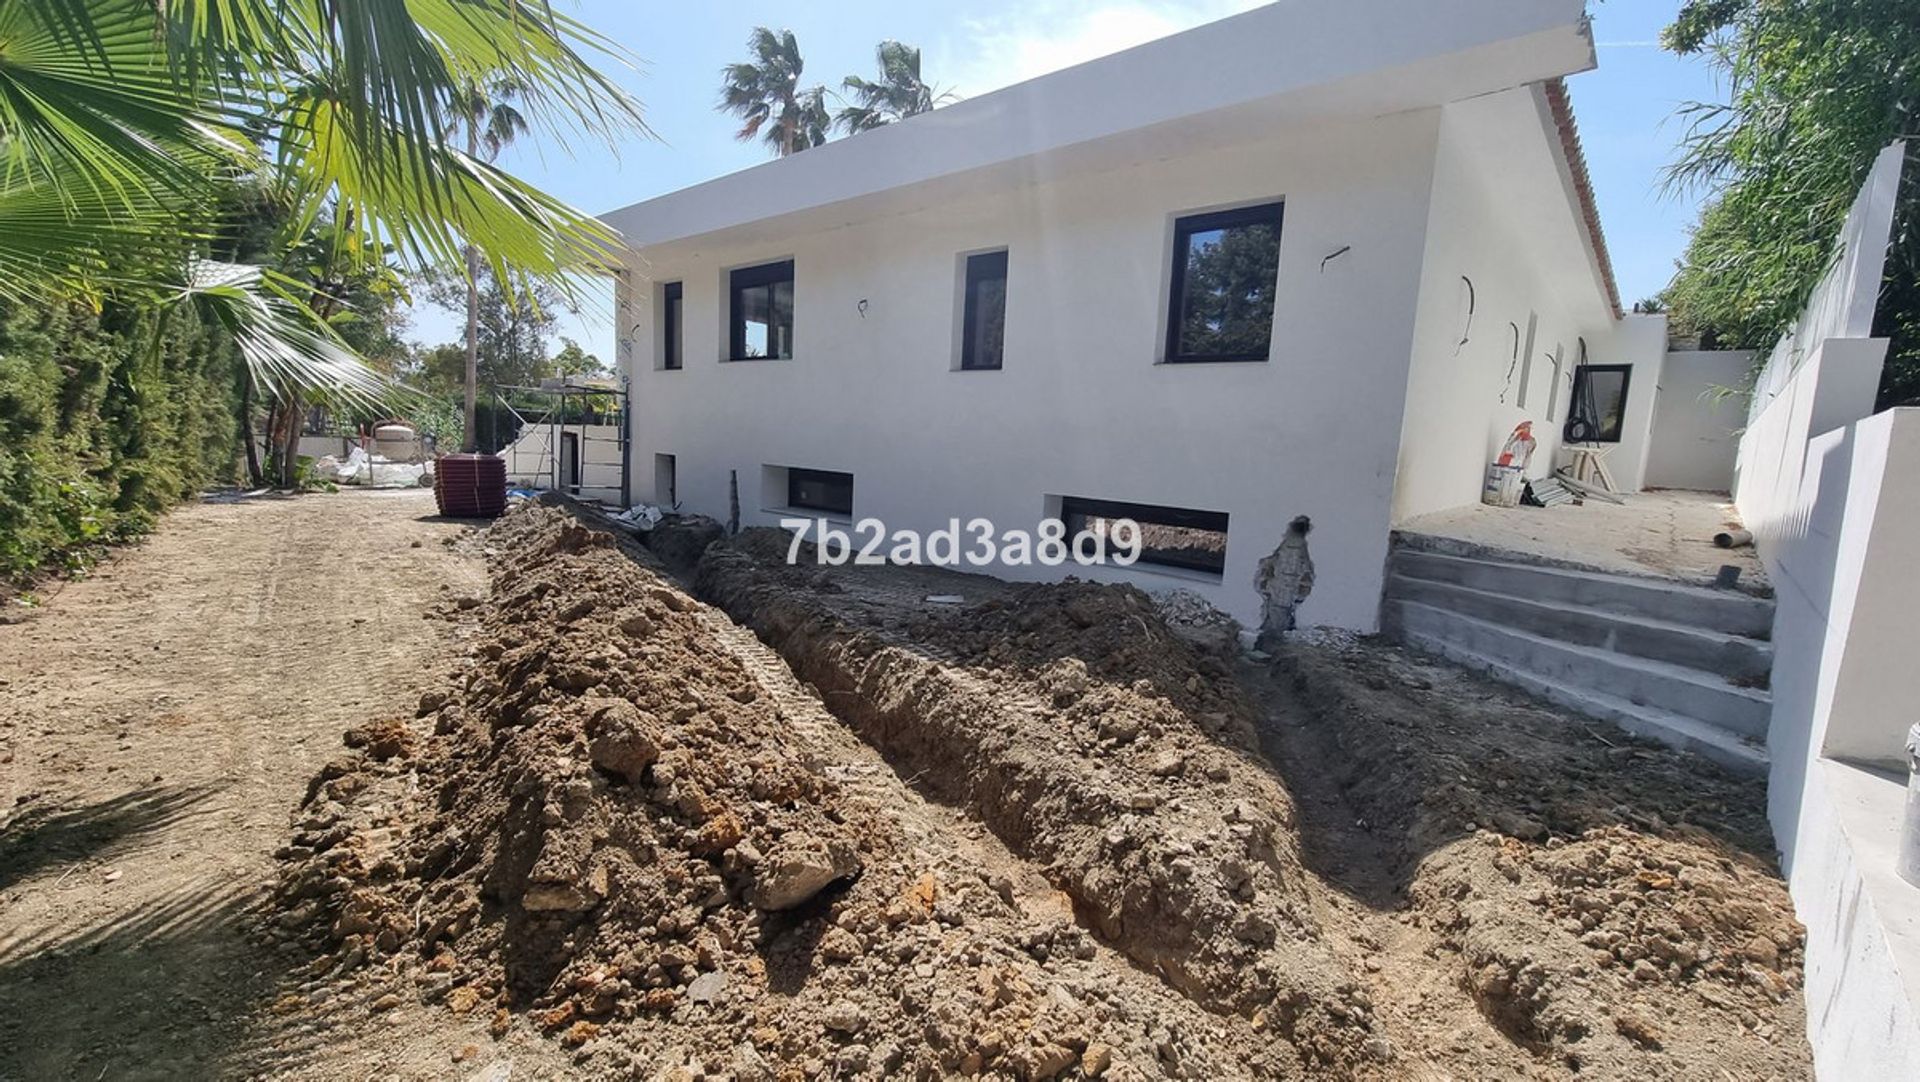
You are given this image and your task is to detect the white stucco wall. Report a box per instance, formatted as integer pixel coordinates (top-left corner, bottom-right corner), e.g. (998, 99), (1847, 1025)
(1762, 410), (1920, 1079)
(1644, 350), (1755, 492)
(619, 110), (1446, 631)
(1391, 88), (1632, 522)
(501, 422), (625, 506)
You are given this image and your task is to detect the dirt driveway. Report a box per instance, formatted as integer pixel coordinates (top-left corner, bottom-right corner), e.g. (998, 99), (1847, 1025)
(0, 491), (565, 1079)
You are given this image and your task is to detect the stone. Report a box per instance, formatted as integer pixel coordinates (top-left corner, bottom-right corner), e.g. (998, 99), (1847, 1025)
(687, 971), (726, 1004)
(748, 836), (859, 911)
(585, 700), (661, 784)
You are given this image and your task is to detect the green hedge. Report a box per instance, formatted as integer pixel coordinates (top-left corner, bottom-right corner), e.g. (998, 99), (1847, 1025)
(0, 297), (239, 578)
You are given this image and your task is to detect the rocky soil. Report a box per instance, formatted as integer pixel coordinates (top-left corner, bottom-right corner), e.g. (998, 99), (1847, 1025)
(267, 503), (1811, 1079)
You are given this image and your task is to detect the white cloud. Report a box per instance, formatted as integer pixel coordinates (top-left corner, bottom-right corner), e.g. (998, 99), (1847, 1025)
(938, 0), (1266, 98)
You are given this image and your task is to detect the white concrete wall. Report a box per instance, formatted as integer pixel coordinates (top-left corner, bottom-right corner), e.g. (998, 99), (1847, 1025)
(1644, 350), (1755, 492)
(501, 422), (625, 506)
(1762, 410), (1920, 1079)
(621, 109), (1445, 631)
(1391, 88), (1639, 521)
(1730, 142), (1916, 1080)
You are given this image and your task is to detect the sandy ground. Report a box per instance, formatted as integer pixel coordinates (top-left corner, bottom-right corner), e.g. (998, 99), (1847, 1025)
(0, 490), (574, 1080)
(1396, 489), (1768, 591)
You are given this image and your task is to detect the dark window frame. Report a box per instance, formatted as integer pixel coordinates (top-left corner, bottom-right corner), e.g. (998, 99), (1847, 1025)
(1565, 363), (1633, 444)
(661, 281), (683, 370)
(728, 259), (795, 361)
(959, 249), (1009, 371)
(786, 467), (853, 517)
(1164, 201), (1285, 364)
(1059, 496), (1230, 576)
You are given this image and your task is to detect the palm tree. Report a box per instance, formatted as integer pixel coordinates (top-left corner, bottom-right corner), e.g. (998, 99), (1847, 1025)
(0, 0), (647, 482)
(837, 41), (956, 134)
(719, 28), (831, 157)
(448, 79), (530, 450)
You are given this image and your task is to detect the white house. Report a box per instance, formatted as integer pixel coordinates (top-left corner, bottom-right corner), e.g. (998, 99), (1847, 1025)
(603, 0), (1665, 632)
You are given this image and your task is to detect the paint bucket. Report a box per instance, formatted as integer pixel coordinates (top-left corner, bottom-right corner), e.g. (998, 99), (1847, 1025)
(1481, 463), (1525, 508)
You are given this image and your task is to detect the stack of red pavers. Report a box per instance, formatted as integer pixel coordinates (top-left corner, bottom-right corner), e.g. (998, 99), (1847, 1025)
(434, 453), (508, 518)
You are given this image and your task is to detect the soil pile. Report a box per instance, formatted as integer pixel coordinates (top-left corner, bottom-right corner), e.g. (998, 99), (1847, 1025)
(273, 505), (1302, 1079)
(273, 506), (1809, 1079)
(1269, 638), (1809, 1077)
(700, 538), (1378, 1064)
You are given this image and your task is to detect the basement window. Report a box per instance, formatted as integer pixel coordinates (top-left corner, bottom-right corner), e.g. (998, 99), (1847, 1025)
(729, 260), (794, 360)
(1165, 201), (1283, 363)
(1059, 496), (1229, 576)
(661, 282), (683, 370)
(959, 249), (1008, 370)
(1565, 364), (1632, 443)
(787, 468), (852, 517)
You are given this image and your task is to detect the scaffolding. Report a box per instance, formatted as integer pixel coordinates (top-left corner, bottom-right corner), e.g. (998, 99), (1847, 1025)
(490, 377), (630, 509)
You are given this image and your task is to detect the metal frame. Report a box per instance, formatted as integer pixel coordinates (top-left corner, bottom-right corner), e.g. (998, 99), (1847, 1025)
(489, 378), (631, 508)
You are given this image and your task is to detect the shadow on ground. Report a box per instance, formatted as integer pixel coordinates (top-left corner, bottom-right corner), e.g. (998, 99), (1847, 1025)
(0, 785), (217, 891)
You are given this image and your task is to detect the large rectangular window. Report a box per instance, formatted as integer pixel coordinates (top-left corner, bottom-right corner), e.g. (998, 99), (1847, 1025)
(1166, 202), (1283, 363)
(661, 282), (683, 370)
(787, 468), (852, 517)
(960, 250), (1008, 370)
(1566, 364), (1633, 443)
(1060, 496), (1229, 576)
(729, 260), (794, 360)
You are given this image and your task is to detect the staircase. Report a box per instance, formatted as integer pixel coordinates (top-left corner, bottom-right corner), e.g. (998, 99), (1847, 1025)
(1381, 537), (1774, 775)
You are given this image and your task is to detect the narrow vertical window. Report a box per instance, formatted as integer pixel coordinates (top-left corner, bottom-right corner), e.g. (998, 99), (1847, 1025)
(1166, 201), (1284, 362)
(1515, 312), (1538, 408)
(960, 250), (1008, 370)
(661, 282), (683, 370)
(1546, 346), (1564, 421)
(729, 260), (794, 360)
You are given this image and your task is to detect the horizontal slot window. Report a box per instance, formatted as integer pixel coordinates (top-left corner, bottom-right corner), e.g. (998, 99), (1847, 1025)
(787, 467), (852, 517)
(1060, 496), (1229, 576)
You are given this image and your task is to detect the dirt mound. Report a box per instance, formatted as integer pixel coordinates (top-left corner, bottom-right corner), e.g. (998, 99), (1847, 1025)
(699, 537), (1378, 1066)
(1268, 637), (1808, 1077)
(273, 504), (1298, 1078)
(272, 507), (1808, 1079)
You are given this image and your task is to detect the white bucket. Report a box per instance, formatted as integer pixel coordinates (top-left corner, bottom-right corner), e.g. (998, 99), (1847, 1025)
(1481, 463), (1524, 508)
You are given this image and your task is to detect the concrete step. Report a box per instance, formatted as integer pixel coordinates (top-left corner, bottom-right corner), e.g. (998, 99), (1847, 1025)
(1390, 548), (1774, 640)
(1385, 575), (1773, 684)
(1393, 617), (1769, 776)
(1389, 600), (1771, 740)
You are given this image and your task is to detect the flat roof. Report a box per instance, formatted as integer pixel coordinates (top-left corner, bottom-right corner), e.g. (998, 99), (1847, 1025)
(605, 0), (1597, 247)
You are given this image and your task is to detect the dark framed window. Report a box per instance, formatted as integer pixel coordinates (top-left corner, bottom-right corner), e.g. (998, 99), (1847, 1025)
(729, 260), (794, 360)
(661, 281), (683, 370)
(1165, 202), (1283, 363)
(960, 250), (1008, 370)
(787, 468), (852, 516)
(1565, 364), (1632, 443)
(1059, 496), (1229, 576)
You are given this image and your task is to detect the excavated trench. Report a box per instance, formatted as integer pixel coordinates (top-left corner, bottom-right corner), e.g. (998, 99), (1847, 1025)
(271, 501), (1813, 1079)
(695, 537), (1377, 1065)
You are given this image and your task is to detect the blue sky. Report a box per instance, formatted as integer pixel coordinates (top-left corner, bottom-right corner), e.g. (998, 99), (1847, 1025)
(405, 0), (1727, 360)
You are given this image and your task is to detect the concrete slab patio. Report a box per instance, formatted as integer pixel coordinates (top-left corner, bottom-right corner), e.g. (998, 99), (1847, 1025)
(1395, 488), (1768, 593)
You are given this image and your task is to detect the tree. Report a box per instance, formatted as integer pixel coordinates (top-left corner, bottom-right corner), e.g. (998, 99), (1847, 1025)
(1660, 0), (1920, 406)
(0, 0), (647, 483)
(551, 339), (610, 381)
(836, 41), (955, 134)
(720, 28), (830, 157)
(419, 272), (571, 393)
(447, 79), (530, 450)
